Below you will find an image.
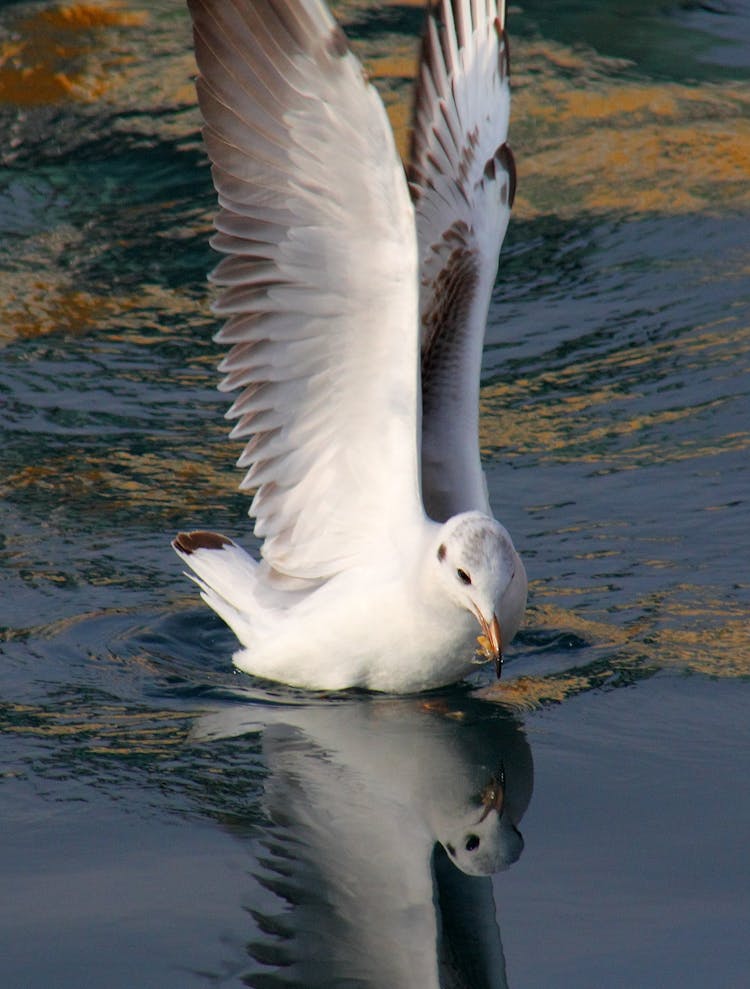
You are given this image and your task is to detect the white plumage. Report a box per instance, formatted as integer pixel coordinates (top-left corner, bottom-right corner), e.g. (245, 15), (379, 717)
(174, 0), (527, 691)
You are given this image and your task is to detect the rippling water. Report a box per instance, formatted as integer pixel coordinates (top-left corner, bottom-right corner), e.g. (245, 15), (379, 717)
(1, 1), (749, 986)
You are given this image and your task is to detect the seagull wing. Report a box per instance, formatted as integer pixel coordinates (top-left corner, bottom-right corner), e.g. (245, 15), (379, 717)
(409, 0), (515, 522)
(188, 0), (422, 580)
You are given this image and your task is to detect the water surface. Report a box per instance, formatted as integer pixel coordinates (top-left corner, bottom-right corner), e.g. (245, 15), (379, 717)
(1, 1), (749, 986)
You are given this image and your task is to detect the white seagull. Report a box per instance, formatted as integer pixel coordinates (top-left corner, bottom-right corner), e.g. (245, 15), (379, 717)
(174, 0), (527, 692)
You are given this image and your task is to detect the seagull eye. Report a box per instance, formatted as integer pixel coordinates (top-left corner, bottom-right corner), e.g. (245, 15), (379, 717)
(465, 834), (480, 852)
(457, 568), (472, 585)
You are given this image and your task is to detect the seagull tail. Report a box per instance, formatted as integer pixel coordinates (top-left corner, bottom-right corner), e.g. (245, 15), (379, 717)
(172, 530), (260, 645)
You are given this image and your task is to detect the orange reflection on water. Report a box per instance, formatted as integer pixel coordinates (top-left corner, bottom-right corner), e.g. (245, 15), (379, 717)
(1, 698), (189, 754)
(477, 584), (750, 709)
(351, 22), (750, 219)
(1, 444), (237, 523)
(478, 671), (608, 710)
(0, 2), (147, 105)
(0, 239), (211, 345)
(479, 314), (750, 465)
(0, 283), (120, 342)
(33, 3), (145, 29)
(535, 582), (749, 679)
(511, 39), (750, 218)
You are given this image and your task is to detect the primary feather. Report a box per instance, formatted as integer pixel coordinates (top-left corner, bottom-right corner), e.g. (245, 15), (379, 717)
(191, 0), (422, 580)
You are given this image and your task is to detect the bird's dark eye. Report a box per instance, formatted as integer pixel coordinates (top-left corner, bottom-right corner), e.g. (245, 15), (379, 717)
(465, 834), (480, 851)
(437, 543), (447, 562)
(457, 568), (471, 585)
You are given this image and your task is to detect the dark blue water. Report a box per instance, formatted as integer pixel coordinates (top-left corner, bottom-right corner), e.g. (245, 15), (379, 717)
(1, 1), (749, 986)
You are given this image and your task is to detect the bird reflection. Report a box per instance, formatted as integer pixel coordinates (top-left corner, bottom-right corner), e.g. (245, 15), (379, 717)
(193, 692), (533, 987)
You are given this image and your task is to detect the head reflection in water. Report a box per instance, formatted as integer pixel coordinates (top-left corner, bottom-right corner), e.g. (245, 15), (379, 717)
(193, 693), (533, 988)
(439, 764), (525, 877)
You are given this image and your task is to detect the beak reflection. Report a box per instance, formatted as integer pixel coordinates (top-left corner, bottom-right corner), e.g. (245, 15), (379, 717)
(478, 766), (506, 823)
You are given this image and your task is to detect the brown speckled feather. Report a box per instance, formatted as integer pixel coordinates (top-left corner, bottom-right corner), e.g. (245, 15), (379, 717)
(408, 0), (515, 522)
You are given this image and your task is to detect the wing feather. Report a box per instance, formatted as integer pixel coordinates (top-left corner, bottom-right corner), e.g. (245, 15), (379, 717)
(188, 0), (422, 579)
(410, 0), (515, 522)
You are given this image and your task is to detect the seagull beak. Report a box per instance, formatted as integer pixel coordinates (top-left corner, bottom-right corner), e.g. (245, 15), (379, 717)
(475, 609), (504, 679)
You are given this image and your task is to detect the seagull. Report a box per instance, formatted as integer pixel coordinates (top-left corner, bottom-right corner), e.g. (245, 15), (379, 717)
(173, 0), (527, 692)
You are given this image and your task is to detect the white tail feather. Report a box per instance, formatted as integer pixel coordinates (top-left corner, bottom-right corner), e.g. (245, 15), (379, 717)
(174, 536), (261, 645)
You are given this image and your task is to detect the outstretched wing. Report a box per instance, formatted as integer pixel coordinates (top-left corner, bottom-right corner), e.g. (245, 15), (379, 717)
(188, 0), (423, 580)
(409, 0), (515, 522)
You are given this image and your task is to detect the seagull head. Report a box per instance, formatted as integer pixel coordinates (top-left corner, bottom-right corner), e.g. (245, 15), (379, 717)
(433, 512), (527, 678)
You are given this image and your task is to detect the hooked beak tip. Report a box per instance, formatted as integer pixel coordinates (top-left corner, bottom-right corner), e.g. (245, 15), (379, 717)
(492, 614), (504, 679)
(477, 611), (503, 679)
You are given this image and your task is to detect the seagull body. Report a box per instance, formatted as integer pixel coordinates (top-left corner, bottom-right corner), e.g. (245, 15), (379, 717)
(174, 0), (527, 692)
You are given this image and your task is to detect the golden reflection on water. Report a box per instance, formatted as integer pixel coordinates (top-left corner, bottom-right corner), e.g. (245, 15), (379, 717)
(479, 585), (750, 711)
(1, 444), (237, 522)
(0, 266), (201, 345)
(478, 672), (605, 711)
(538, 582), (750, 678)
(510, 40), (750, 217)
(4, 0), (748, 346)
(1, 698), (191, 754)
(358, 14), (750, 218)
(1, 279), (121, 342)
(479, 317), (750, 467)
(5, 0), (746, 207)
(0, 3), (149, 105)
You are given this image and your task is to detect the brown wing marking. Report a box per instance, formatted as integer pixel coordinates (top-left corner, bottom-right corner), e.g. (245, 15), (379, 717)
(420, 220), (480, 409)
(483, 142), (516, 207)
(173, 530), (233, 555)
